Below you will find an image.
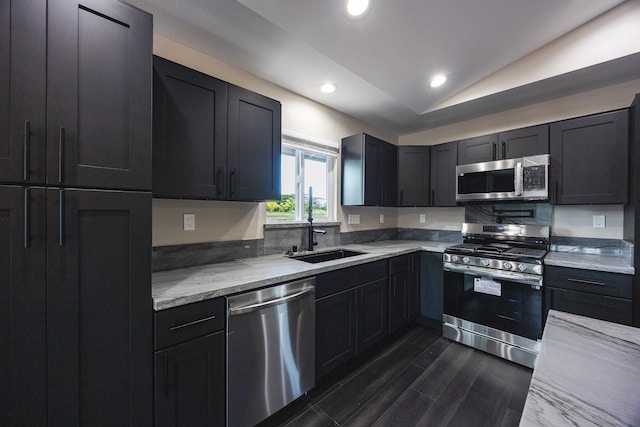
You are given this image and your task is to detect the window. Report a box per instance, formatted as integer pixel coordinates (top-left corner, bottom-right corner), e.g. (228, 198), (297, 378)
(266, 133), (337, 222)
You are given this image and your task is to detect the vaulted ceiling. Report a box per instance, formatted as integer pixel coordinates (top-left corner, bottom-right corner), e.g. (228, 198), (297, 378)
(126, 0), (640, 135)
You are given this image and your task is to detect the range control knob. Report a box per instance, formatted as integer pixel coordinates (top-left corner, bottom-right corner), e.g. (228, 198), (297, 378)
(517, 264), (527, 272)
(451, 255), (459, 262)
(462, 257), (470, 264)
(502, 262), (513, 270)
(481, 259), (490, 267)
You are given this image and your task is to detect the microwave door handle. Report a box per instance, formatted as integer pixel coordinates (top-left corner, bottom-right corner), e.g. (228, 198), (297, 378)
(515, 162), (523, 196)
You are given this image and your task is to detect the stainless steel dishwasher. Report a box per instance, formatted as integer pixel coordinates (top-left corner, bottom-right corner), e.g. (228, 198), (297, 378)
(227, 278), (315, 427)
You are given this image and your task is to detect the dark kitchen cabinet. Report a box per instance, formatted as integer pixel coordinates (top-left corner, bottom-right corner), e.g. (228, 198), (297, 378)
(315, 261), (388, 379)
(0, 0), (47, 185)
(46, 0), (152, 190)
(430, 141), (457, 206)
(457, 134), (499, 165)
(152, 57), (228, 199)
(153, 58), (281, 201)
(388, 254), (420, 334)
(0, 186), (47, 425)
(398, 146), (430, 206)
(550, 110), (629, 204)
(227, 85), (282, 201)
(457, 125), (549, 164)
(154, 298), (226, 427)
(46, 189), (152, 426)
(420, 251), (444, 330)
(544, 266), (633, 326)
(342, 133), (397, 206)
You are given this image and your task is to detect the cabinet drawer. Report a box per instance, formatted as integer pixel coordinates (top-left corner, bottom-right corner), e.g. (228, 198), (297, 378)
(545, 287), (632, 326)
(544, 266), (632, 299)
(155, 298), (225, 350)
(315, 267), (358, 299)
(357, 260), (388, 284)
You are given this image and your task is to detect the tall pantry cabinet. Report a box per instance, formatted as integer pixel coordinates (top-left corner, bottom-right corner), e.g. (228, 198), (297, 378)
(0, 0), (153, 425)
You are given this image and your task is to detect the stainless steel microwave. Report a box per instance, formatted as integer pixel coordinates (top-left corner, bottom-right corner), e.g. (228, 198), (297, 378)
(456, 154), (550, 202)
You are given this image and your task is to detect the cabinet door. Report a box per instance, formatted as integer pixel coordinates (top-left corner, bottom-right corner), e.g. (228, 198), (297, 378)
(46, 189), (152, 425)
(357, 278), (388, 352)
(155, 332), (225, 427)
(420, 252), (444, 329)
(0, 186), (47, 425)
(381, 141), (398, 206)
(152, 56), (228, 199)
(498, 124), (549, 159)
(398, 146), (430, 206)
(316, 289), (357, 379)
(388, 269), (408, 334)
(550, 110), (629, 204)
(545, 287), (632, 326)
(363, 135), (382, 205)
(430, 141), (457, 206)
(0, 0), (46, 184)
(227, 85), (281, 201)
(46, 0), (152, 190)
(457, 134), (498, 164)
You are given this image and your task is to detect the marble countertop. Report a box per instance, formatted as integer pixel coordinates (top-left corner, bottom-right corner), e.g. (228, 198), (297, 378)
(544, 252), (634, 275)
(520, 310), (640, 426)
(152, 240), (450, 310)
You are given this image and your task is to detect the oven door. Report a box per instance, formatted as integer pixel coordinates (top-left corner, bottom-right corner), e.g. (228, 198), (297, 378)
(443, 263), (542, 340)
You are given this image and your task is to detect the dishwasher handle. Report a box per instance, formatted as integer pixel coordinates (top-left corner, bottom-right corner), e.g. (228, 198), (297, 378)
(229, 286), (314, 316)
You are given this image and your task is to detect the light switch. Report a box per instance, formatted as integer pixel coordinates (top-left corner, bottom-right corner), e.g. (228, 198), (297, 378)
(348, 214), (360, 224)
(183, 213), (195, 231)
(379, 214), (384, 224)
(419, 214), (426, 224)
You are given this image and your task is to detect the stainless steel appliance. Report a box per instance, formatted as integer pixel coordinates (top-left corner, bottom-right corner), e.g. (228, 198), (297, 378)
(443, 223), (549, 368)
(456, 154), (549, 202)
(227, 278), (315, 427)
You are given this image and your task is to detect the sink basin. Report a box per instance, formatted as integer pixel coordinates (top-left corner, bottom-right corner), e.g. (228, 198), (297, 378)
(290, 249), (366, 264)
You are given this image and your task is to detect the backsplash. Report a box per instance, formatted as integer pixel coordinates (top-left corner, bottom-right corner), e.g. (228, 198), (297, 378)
(464, 202), (552, 225)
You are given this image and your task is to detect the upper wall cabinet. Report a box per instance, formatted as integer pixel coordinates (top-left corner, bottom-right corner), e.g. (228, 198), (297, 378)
(153, 57), (228, 199)
(398, 146), (430, 207)
(46, 0), (152, 190)
(342, 133), (397, 206)
(550, 110), (628, 204)
(152, 57), (281, 201)
(457, 125), (549, 165)
(0, 0), (47, 185)
(430, 141), (457, 207)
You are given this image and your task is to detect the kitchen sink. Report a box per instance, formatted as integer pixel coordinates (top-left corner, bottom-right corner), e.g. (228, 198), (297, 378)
(290, 249), (366, 263)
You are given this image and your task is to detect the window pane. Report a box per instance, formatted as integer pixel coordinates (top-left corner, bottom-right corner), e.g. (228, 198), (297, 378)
(266, 148), (296, 221)
(304, 153), (328, 219)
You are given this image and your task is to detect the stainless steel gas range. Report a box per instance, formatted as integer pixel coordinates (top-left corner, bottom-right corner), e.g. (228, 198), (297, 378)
(443, 223), (550, 369)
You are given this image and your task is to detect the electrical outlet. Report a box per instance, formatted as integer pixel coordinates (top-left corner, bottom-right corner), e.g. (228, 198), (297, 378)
(348, 214), (360, 224)
(592, 215), (605, 228)
(183, 213), (195, 231)
(419, 214), (426, 224)
(379, 214), (384, 224)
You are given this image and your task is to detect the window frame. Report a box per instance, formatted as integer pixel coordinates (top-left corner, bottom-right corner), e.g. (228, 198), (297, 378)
(267, 131), (338, 223)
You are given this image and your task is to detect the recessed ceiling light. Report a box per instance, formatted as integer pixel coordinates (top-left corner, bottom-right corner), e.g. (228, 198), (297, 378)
(320, 82), (338, 94)
(346, 0), (370, 17)
(430, 74), (447, 88)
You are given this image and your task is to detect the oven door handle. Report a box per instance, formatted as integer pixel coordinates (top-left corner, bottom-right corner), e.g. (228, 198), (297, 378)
(443, 263), (542, 287)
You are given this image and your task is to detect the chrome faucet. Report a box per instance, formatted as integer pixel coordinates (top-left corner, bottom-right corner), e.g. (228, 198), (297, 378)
(307, 186), (326, 251)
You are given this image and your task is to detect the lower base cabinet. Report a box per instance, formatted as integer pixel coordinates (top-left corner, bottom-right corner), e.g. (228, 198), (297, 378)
(389, 254), (420, 334)
(154, 298), (225, 426)
(315, 261), (388, 379)
(544, 266), (633, 326)
(420, 252), (444, 329)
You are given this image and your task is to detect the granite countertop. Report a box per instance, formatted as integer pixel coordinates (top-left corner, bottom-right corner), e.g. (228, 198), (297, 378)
(520, 310), (640, 426)
(152, 240), (451, 310)
(544, 252), (634, 275)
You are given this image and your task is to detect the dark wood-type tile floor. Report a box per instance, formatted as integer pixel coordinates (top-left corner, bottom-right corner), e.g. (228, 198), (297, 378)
(259, 325), (533, 427)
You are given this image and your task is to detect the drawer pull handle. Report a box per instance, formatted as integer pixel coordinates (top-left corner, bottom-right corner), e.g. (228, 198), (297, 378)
(169, 315), (217, 331)
(567, 278), (606, 287)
